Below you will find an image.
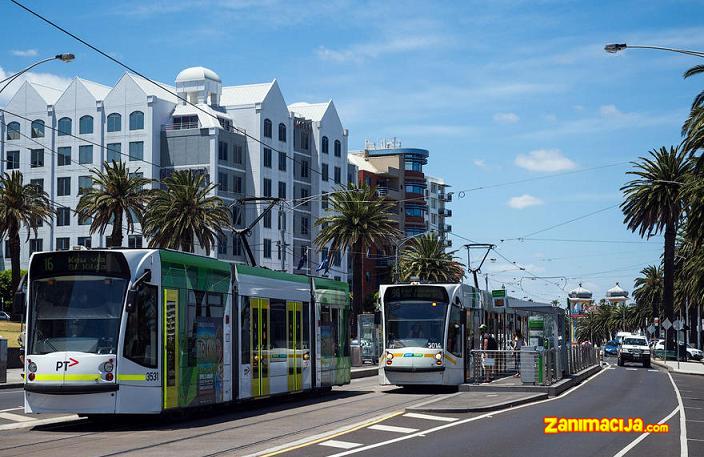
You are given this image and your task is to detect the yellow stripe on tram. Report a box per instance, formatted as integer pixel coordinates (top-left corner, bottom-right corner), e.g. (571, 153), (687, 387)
(444, 353), (457, 365)
(117, 374), (147, 381)
(33, 374), (101, 381)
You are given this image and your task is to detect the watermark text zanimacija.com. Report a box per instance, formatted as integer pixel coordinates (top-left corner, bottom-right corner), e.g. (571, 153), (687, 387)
(544, 417), (669, 434)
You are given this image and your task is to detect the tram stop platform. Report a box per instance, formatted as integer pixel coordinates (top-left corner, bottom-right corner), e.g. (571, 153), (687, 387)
(406, 391), (547, 414)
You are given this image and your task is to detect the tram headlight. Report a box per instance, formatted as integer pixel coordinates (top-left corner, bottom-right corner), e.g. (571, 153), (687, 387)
(103, 361), (114, 373)
(386, 352), (394, 360)
(303, 352), (310, 361)
(434, 353), (442, 361)
(28, 361), (37, 373)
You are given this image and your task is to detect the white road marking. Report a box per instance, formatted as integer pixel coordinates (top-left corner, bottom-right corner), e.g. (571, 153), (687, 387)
(368, 424), (418, 434)
(689, 438), (704, 442)
(403, 413), (458, 422)
(0, 412), (34, 422)
(0, 407), (23, 413)
(612, 406), (680, 457)
(648, 369), (659, 372)
(0, 414), (80, 431)
(319, 440), (362, 450)
(685, 407), (702, 410)
(323, 363), (612, 457)
(626, 368), (637, 371)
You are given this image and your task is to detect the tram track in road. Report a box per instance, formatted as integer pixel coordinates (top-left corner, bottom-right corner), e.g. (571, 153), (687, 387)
(0, 378), (449, 457)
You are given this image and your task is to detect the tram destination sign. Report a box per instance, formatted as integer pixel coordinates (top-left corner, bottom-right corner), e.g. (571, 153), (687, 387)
(30, 251), (130, 279)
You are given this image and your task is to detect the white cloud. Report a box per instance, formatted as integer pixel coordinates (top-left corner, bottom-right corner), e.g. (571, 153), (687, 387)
(473, 159), (487, 168)
(508, 194), (544, 209)
(11, 49), (38, 57)
(514, 149), (576, 172)
(0, 67), (72, 105)
(599, 104), (621, 117)
(493, 112), (519, 124)
(316, 34), (447, 63)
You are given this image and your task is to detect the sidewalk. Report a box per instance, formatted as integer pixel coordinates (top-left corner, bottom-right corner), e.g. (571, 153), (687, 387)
(406, 391), (547, 413)
(651, 358), (704, 376)
(0, 368), (23, 389)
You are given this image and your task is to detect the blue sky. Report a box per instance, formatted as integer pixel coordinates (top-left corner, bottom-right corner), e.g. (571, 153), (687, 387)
(2, 0), (704, 303)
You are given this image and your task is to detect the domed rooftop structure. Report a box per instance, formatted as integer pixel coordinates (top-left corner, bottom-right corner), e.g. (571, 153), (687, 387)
(176, 66), (221, 83)
(568, 283), (592, 301)
(606, 282), (628, 301)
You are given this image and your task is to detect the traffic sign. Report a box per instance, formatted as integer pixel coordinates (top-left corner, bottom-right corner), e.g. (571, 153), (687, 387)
(662, 318), (672, 330)
(673, 320), (684, 331)
(647, 325), (656, 335)
(654, 317), (660, 325)
(492, 289), (506, 298)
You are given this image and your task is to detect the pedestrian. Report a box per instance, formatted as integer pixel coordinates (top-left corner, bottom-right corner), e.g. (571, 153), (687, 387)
(480, 324), (498, 382)
(513, 330), (525, 377)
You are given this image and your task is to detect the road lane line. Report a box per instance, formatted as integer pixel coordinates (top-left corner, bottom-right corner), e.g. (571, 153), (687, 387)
(0, 412), (34, 422)
(0, 407), (23, 412)
(324, 363), (612, 457)
(0, 415), (80, 431)
(319, 440), (363, 449)
(612, 406), (679, 457)
(626, 368), (637, 371)
(648, 370), (659, 372)
(403, 413), (458, 422)
(668, 371), (688, 457)
(368, 424), (418, 434)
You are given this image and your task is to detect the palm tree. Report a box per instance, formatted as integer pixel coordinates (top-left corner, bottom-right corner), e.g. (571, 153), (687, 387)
(399, 233), (464, 283)
(315, 184), (402, 317)
(75, 161), (152, 247)
(681, 64), (704, 164)
(621, 146), (692, 348)
(142, 170), (231, 254)
(0, 171), (53, 300)
(633, 265), (663, 324)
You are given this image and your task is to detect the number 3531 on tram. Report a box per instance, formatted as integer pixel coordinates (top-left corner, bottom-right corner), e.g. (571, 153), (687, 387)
(20, 248), (351, 415)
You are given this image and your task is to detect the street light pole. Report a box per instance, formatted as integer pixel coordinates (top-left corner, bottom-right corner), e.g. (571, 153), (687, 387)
(604, 43), (704, 59)
(0, 53), (75, 95)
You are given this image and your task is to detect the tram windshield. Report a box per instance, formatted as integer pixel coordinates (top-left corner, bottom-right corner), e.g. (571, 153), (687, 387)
(384, 301), (448, 349)
(29, 275), (128, 355)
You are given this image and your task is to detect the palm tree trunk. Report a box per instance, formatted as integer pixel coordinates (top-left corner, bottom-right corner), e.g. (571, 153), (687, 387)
(351, 242), (364, 338)
(9, 226), (21, 319)
(110, 210), (123, 247)
(663, 221), (676, 350)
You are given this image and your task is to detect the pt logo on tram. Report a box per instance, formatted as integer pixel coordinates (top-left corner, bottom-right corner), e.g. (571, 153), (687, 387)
(55, 358), (79, 371)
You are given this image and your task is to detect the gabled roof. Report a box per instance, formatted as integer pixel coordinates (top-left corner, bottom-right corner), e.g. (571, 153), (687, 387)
(77, 77), (112, 100)
(288, 101), (332, 122)
(27, 81), (65, 105)
(220, 80), (275, 106)
(127, 73), (178, 103)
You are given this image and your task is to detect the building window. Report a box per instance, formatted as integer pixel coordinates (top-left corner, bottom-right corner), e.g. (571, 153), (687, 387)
(57, 117), (71, 136)
(405, 184), (425, 194)
(301, 216), (309, 235)
(405, 160), (423, 172)
(334, 166), (341, 184)
(278, 123), (286, 142)
(218, 172), (228, 192)
(278, 181), (286, 199)
(129, 111), (144, 130)
(56, 207), (71, 226)
(263, 238), (272, 258)
(300, 131), (309, 150)
(263, 148), (272, 168)
(6, 121), (20, 140)
(322, 136), (328, 154)
(129, 141), (144, 161)
(58, 146), (71, 166)
(234, 144), (243, 164)
(301, 160), (309, 178)
(234, 176), (243, 193)
(405, 206), (425, 217)
(263, 212), (271, 228)
(107, 113), (121, 132)
(278, 151), (287, 171)
(334, 139), (341, 157)
(31, 120), (45, 138)
(57, 177), (71, 196)
(218, 141), (228, 161)
(322, 193), (329, 210)
(77, 236), (92, 248)
(79, 115), (93, 134)
(56, 237), (70, 251)
(300, 187), (309, 203)
(322, 163), (329, 181)
(78, 145), (92, 164)
(263, 118), (272, 138)
(79, 176), (93, 195)
(218, 235), (228, 255)
(78, 214), (92, 226)
(263, 178), (272, 197)
(6, 150), (19, 169)
(30, 178), (43, 191)
(128, 235), (143, 249)
(106, 143), (121, 163)
(30, 149), (44, 168)
(29, 239), (43, 255)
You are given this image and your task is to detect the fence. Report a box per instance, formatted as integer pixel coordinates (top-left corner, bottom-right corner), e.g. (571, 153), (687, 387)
(469, 348), (561, 385)
(567, 345), (599, 375)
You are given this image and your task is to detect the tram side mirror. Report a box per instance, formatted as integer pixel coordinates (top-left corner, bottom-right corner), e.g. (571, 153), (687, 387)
(126, 269), (151, 313)
(374, 311), (381, 325)
(12, 274), (27, 319)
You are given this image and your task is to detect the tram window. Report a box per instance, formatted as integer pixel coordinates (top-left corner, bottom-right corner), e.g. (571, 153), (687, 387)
(270, 299), (286, 356)
(241, 297), (250, 364)
(331, 308), (340, 357)
(124, 283), (158, 368)
(302, 302), (310, 350)
(207, 292), (224, 318)
(447, 305), (462, 357)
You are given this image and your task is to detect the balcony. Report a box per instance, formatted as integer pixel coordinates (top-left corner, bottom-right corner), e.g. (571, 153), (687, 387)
(163, 121), (199, 130)
(443, 224), (452, 232)
(442, 209), (452, 217)
(444, 239), (453, 248)
(439, 192), (453, 203)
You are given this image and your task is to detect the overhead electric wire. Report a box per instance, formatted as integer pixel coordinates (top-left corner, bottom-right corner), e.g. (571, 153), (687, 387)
(504, 204), (620, 240)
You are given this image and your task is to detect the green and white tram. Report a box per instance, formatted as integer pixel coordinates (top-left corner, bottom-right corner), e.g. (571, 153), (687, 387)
(21, 249), (350, 415)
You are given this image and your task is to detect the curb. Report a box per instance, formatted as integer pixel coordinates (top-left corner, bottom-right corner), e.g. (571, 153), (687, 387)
(405, 392), (548, 414)
(651, 358), (704, 377)
(351, 367), (378, 379)
(0, 382), (23, 390)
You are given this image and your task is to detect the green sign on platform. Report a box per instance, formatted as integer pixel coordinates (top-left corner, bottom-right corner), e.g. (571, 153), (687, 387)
(491, 289), (506, 298)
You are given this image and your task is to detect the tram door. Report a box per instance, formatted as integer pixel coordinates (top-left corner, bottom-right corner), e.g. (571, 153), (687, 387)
(163, 288), (179, 409)
(287, 301), (303, 391)
(251, 298), (270, 397)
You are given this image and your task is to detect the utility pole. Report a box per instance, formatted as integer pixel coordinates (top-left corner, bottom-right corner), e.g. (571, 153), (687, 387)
(278, 203), (287, 271)
(463, 243), (495, 290)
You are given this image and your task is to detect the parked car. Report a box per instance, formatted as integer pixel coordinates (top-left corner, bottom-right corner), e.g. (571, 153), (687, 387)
(686, 343), (703, 361)
(653, 339), (689, 361)
(603, 340), (619, 356)
(618, 335), (651, 367)
(0, 311), (10, 320)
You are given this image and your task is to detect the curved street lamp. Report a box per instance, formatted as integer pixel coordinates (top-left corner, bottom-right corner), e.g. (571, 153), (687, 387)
(0, 53), (75, 95)
(393, 232), (430, 283)
(605, 43), (704, 59)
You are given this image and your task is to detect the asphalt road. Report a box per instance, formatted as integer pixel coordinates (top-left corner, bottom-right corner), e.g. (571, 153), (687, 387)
(275, 359), (687, 457)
